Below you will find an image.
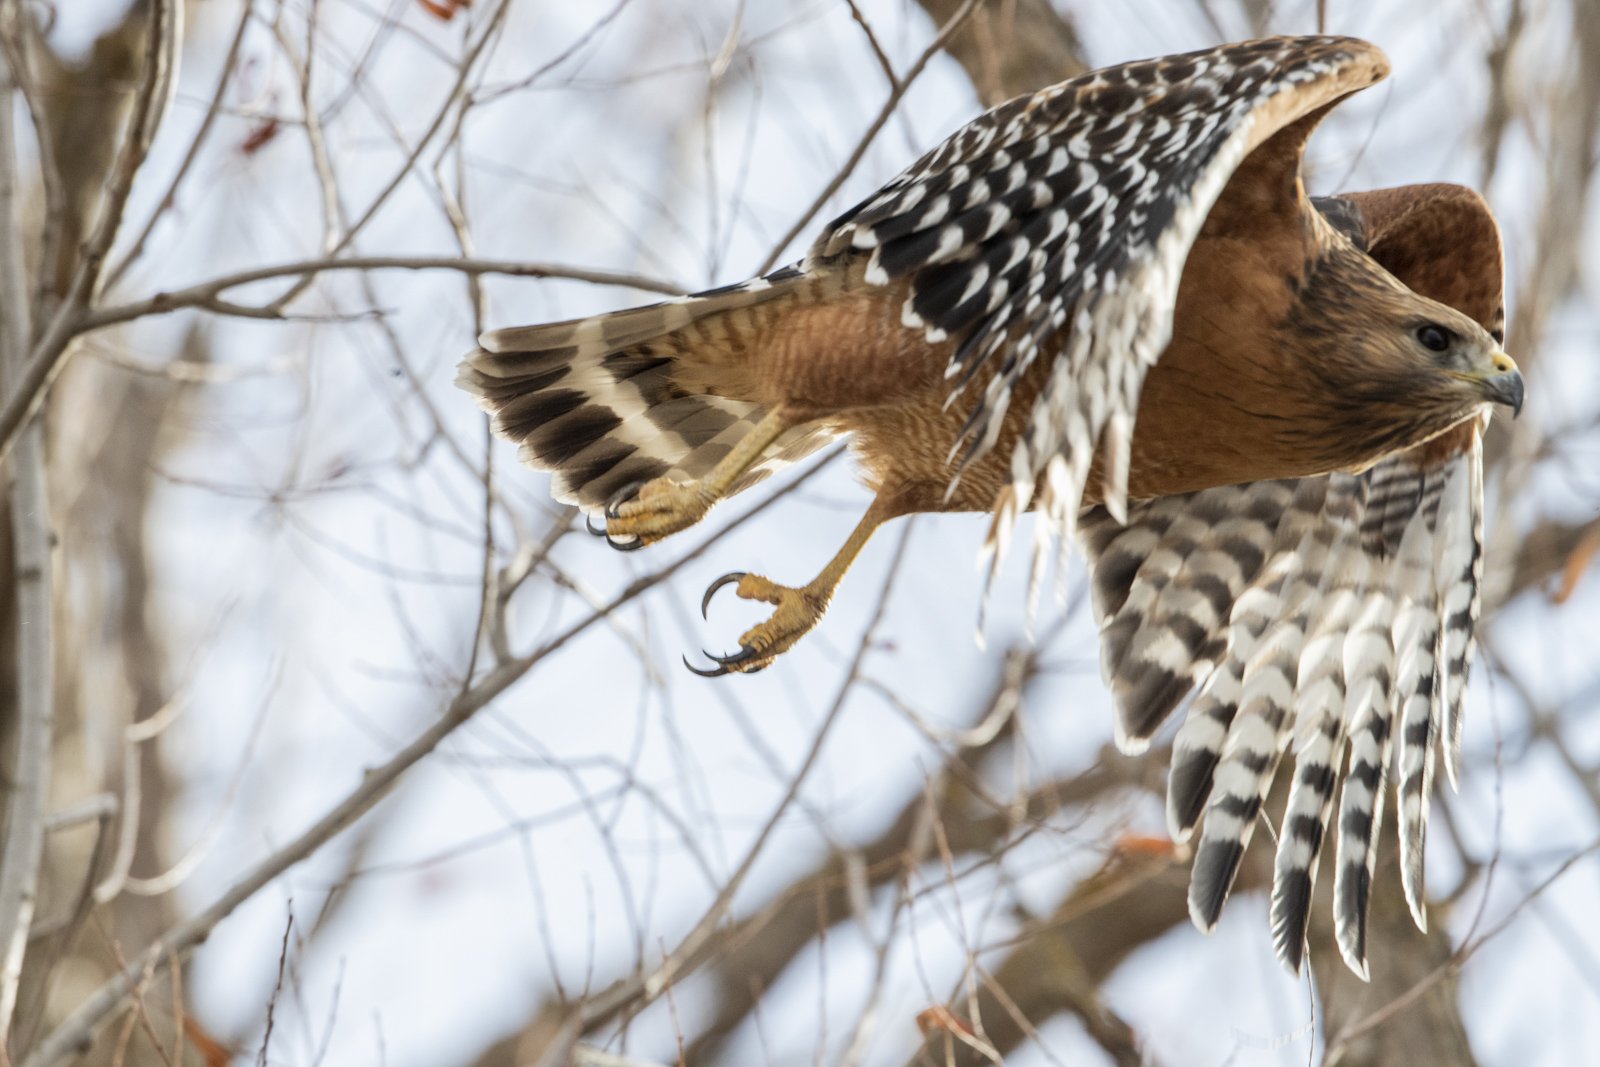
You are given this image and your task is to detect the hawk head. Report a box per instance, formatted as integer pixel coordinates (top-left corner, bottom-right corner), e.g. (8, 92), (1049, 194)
(1289, 246), (1523, 468)
(1373, 289), (1523, 417)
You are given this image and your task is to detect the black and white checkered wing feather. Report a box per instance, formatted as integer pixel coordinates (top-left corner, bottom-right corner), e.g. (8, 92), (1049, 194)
(1078, 422), (1487, 978)
(812, 36), (1386, 544)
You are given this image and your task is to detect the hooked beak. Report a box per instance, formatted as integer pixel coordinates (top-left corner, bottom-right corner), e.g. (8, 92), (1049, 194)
(1457, 351), (1523, 418)
(1478, 351), (1524, 418)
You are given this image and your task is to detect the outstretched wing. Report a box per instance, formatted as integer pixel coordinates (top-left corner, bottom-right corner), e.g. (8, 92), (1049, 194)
(1078, 184), (1505, 978)
(812, 35), (1389, 533)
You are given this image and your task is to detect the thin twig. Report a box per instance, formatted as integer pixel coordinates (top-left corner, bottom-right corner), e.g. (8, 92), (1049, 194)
(256, 909), (293, 1067)
(261, 0), (513, 311)
(277, 0), (342, 254)
(18, 454), (838, 1067)
(756, 0), (984, 273)
(104, 0), (253, 290)
(433, 78), (498, 689)
(80, 255), (684, 334)
(843, 0), (901, 91)
(571, 521), (918, 1035)
(1325, 836), (1600, 1058)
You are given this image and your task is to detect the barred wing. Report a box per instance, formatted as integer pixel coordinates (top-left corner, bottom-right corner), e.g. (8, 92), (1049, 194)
(1075, 180), (1506, 978)
(1079, 426), (1484, 977)
(812, 35), (1389, 531)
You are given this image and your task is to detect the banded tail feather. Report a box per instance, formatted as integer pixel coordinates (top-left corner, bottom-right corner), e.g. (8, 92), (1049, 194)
(458, 266), (836, 512)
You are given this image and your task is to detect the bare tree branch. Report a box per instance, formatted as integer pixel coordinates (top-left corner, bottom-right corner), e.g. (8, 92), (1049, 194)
(103, 1), (253, 291)
(0, 9), (49, 1044)
(905, 846), (1216, 1067)
(17, 452), (839, 1067)
(0, 0), (181, 475)
(756, 0), (985, 273)
(1311, 837), (1479, 1067)
(81, 256), (686, 334)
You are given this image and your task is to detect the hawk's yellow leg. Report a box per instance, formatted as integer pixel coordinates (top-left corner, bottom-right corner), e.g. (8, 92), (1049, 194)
(603, 407), (794, 546)
(687, 494), (898, 676)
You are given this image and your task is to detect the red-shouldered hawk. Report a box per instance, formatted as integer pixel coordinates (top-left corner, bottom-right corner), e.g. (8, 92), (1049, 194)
(458, 36), (1523, 978)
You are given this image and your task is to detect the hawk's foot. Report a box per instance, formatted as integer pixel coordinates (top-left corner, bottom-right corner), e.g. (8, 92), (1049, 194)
(686, 571), (830, 676)
(589, 408), (798, 550)
(595, 476), (715, 549)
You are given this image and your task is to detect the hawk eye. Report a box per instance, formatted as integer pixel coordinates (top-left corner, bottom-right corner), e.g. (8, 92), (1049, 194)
(1416, 323), (1452, 352)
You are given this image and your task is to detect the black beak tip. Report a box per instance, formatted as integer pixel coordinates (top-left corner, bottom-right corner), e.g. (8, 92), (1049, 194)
(1486, 370), (1525, 419)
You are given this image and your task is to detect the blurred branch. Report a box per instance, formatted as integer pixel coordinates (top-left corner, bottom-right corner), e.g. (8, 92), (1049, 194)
(1476, 0), (1525, 191)
(1483, 0), (1600, 621)
(558, 525), (918, 1039)
(82, 327), (210, 909)
(900, 788), (1483, 1066)
(572, 1047), (671, 1067)
(1311, 846), (1478, 1067)
(907, 847), (1209, 1067)
(1483, 3), (1600, 477)
(913, 0), (1087, 105)
(1321, 834), (1600, 1064)
(17, 453), (839, 1067)
(677, 651), (1045, 1065)
(1501, 514), (1600, 606)
(0, 12), (49, 1045)
(0, 0), (535, 474)
(843, 0), (900, 91)
(0, 0), (180, 473)
(471, 690), (1159, 1066)
(261, 0), (513, 311)
(82, 256), (686, 334)
(103, 1), (253, 291)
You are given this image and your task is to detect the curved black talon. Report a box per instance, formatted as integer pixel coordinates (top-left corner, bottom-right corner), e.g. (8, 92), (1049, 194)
(605, 481), (646, 520)
(605, 531), (646, 552)
(709, 645), (762, 670)
(683, 644), (762, 677)
(700, 571), (748, 619)
(682, 653), (731, 678)
(585, 513), (607, 538)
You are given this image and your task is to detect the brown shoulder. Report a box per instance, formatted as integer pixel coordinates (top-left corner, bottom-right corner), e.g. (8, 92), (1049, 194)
(1200, 37), (1389, 245)
(1320, 184), (1505, 335)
